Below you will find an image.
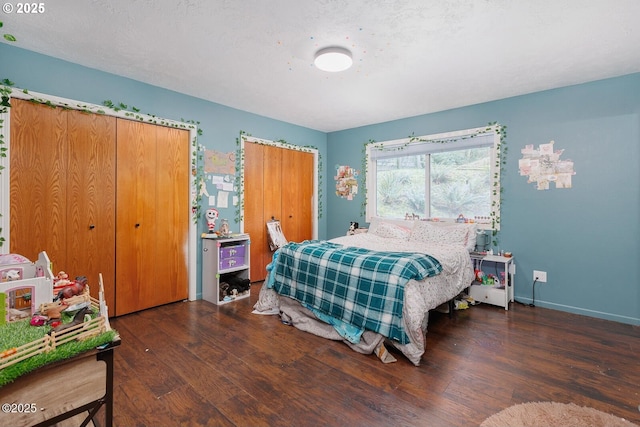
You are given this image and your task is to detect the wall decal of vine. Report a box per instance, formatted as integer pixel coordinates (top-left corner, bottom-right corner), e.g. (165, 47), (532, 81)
(1, 20), (17, 42)
(0, 79), (11, 247)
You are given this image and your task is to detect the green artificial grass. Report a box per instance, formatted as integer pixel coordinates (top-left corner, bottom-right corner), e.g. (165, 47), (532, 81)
(0, 310), (117, 387)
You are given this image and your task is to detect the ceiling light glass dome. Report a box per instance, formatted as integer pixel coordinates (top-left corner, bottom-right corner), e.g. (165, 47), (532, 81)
(314, 47), (353, 72)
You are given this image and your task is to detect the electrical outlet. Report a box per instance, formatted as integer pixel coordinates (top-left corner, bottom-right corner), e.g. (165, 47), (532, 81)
(533, 270), (547, 283)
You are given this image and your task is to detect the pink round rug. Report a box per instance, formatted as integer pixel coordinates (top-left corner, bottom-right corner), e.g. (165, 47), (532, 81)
(481, 402), (638, 427)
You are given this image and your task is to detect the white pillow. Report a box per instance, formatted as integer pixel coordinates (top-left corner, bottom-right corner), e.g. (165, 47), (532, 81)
(372, 221), (412, 239)
(368, 217), (417, 235)
(463, 223), (479, 251)
(440, 222), (477, 251)
(409, 221), (476, 250)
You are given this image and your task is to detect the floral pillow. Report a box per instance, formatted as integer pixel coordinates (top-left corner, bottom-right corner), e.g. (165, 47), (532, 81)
(409, 221), (473, 248)
(372, 221), (412, 239)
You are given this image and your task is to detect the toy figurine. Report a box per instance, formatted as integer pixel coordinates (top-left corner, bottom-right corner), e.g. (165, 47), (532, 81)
(39, 301), (68, 320)
(3, 269), (20, 281)
(205, 208), (219, 233)
(30, 315), (48, 326)
(54, 281), (85, 302)
(347, 221), (359, 235)
(50, 307), (92, 334)
(53, 271), (73, 293)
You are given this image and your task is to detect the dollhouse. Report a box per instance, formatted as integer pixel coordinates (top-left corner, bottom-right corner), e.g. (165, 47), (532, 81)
(0, 252), (54, 323)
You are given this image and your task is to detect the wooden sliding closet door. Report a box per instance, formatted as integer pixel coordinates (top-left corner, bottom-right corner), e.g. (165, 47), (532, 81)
(115, 120), (157, 316)
(154, 126), (190, 306)
(243, 141), (314, 282)
(281, 148), (314, 244)
(243, 142), (268, 280)
(10, 99), (69, 265)
(263, 143), (284, 240)
(244, 143), (284, 280)
(65, 109), (117, 309)
(115, 119), (189, 315)
(10, 99), (117, 310)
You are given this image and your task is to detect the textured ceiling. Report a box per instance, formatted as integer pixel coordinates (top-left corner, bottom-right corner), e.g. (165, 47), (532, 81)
(2, 0), (640, 132)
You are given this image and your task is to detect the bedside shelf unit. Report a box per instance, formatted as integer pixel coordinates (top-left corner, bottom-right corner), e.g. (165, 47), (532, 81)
(202, 234), (251, 305)
(469, 253), (515, 310)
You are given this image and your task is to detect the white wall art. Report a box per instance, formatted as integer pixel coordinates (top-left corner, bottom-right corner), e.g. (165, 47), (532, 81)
(519, 140), (575, 190)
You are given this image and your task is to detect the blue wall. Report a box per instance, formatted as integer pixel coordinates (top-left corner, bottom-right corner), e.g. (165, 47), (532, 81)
(0, 43), (328, 299)
(2, 43), (638, 325)
(327, 73), (640, 325)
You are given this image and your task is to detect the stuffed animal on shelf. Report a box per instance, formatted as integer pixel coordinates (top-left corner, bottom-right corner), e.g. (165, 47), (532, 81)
(205, 208), (219, 233)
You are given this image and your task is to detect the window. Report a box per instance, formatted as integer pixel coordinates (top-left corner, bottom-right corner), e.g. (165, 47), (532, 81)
(365, 125), (502, 230)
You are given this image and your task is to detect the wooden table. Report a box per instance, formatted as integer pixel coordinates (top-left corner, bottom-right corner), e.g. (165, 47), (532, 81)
(0, 339), (119, 427)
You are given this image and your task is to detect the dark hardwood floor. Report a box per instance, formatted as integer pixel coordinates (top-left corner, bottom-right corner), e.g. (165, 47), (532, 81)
(105, 283), (640, 427)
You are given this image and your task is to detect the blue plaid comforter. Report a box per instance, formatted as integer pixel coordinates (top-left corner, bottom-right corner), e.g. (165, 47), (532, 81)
(269, 240), (443, 344)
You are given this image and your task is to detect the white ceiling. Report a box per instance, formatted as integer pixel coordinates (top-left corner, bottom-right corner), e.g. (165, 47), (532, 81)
(2, 0), (640, 132)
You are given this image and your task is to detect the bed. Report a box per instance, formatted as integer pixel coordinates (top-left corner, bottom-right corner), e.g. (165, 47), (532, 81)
(253, 218), (476, 365)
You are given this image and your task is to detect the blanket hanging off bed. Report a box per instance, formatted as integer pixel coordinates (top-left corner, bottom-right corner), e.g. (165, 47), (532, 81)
(268, 240), (442, 344)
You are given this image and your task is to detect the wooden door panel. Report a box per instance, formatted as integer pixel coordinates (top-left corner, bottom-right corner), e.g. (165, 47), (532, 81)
(243, 142), (266, 281)
(299, 151), (314, 240)
(281, 149), (314, 243)
(262, 144), (283, 223)
(66, 110), (117, 311)
(114, 119), (140, 315)
(154, 126), (190, 305)
(115, 119), (157, 316)
(261, 144), (283, 278)
(10, 99), (68, 266)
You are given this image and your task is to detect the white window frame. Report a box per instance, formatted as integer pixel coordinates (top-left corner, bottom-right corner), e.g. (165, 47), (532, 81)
(365, 125), (502, 230)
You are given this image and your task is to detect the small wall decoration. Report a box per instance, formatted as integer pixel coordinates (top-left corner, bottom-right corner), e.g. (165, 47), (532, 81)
(335, 165), (359, 200)
(205, 208), (219, 233)
(519, 140), (575, 190)
(204, 149), (236, 175)
(201, 150), (238, 211)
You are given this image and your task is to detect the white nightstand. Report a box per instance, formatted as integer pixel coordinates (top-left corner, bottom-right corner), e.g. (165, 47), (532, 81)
(468, 253), (515, 310)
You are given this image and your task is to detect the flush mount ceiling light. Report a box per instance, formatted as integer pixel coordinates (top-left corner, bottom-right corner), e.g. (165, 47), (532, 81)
(314, 47), (353, 72)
